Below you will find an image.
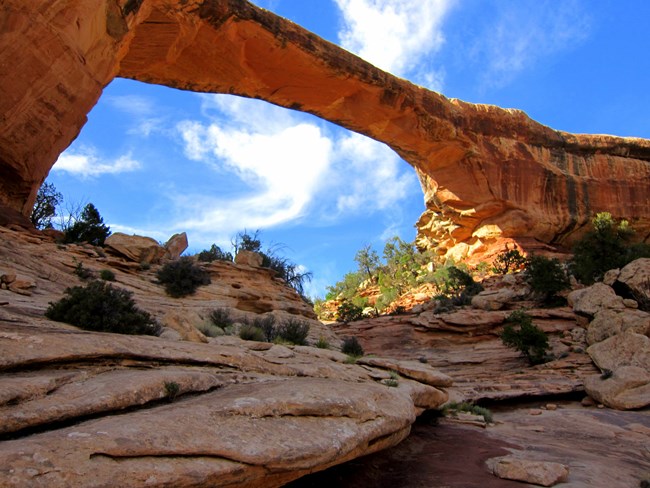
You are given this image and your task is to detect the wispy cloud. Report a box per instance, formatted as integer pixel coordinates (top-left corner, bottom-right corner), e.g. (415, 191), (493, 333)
(334, 0), (454, 90)
(470, 0), (591, 88)
(53, 147), (141, 177)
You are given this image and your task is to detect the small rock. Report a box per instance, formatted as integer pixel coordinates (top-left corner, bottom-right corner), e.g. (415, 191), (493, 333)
(581, 396), (596, 407)
(623, 299), (639, 309)
(235, 250), (264, 267)
(487, 456), (569, 486)
(529, 408), (543, 416)
(545, 403), (558, 411)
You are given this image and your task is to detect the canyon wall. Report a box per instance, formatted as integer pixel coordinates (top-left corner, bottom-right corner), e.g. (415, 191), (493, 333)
(1, 0), (649, 257)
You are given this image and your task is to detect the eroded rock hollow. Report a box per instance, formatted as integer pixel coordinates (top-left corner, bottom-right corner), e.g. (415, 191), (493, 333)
(1, 0), (649, 257)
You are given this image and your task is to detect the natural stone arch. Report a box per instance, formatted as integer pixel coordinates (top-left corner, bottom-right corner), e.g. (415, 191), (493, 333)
(1, 0), (649, 256)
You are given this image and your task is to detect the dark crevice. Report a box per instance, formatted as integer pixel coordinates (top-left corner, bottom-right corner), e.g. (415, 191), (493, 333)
(89, 451), (253, 466)
(0, 356), (241, 374)
(473, 390), (586, 409)
(0, 384), (224, 442)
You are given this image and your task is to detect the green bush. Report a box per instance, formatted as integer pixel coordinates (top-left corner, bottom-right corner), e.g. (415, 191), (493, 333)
(444, 401), (493, 423)
(196, 322), (223, 337)
(500, 310), (549, 365)
(197, 244), (233, 263)
(253, 315), (277, 342)
(208, 308), (235, 331)
(276, 318), (310, 345)
(239, 323), (265, 341)
(571, 212), (650, 284)
(341, 336), (364, 357)
(156, 257), (211, 297)
(337, 301), (363, 323)
(73, 261), (94, 281)
(524, 255), (569, 304)
(99, 269), (116, 281)
(492, 248), (526, 274)
(45, 280), (160, 335)
(63, 203), (111, 246)
(316, 336), (330, 349)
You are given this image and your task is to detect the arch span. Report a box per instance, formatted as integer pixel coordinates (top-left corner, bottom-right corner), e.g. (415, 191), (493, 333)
(1, 0), (649, 256)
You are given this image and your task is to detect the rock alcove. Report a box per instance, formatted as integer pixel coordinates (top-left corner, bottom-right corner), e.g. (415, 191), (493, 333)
(1, 0), (649, 259)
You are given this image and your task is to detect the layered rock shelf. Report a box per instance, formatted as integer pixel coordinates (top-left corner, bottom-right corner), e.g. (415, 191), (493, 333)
(1, 0), (649, 258)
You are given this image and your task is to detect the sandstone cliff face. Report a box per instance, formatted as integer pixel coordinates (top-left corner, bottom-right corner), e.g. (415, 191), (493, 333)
(1, 0), (649, 256)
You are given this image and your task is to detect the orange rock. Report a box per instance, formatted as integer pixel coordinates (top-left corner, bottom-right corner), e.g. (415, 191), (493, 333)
(0, 0), (649, 258)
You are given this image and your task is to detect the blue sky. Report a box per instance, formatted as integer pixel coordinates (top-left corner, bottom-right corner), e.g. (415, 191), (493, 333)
(46, 0), (650, 298)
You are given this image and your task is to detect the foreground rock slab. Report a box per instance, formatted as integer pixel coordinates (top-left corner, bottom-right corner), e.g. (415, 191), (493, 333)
(0, 323), (448, 487)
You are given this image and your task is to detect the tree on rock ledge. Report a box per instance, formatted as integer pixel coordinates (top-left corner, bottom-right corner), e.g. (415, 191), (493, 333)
(63, 203), (111, 246)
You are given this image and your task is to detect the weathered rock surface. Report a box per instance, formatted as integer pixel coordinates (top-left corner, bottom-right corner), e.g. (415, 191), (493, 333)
(487, 456), (569, 486)
(586, 308), (650, 345)
(105, 232), (168, 264)
(164, 232), (188, 260)
(615, 258), (650, 309)
(0, 226), (453, 486)
(584, 366), (650, 410)
(568, 283), (625, 318)
(1, 0), (649, 258)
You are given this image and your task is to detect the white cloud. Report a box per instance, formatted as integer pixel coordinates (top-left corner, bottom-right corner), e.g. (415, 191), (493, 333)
(107, 94), (154, 116)
(53, 147), (141, 177)
(174, 95), (418, 245)
(471, 0), (591, 88)
(334, 0), (454, 89)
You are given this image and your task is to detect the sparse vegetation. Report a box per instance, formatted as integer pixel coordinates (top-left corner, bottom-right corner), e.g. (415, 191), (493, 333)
(571, 212), (650, 284)
(316, 336), (330, 349)
(524, 255), (570, 305)
(196, 322), (223, 337)
(164, 381), (180, 401)
(197, 244), (233, 263)
(276, 318), (310, 345)
(253, 315), (277, 342)
(208, 308), (235, 331)
(337, 301), (363, 323)
(63, 203), (111, 246)
(99, 269), (116, 281)
(341, 336), (364, 357)
(31, 182), (62, 230)
(73, 261), (94, 281)
(443, 401), (494, 423)
(500, 310), (550, 365)
(492, 247), (526, 274)
(45, 280), (161, 336)
(156, 257), (211, 297)
(239, 323), (265, 342)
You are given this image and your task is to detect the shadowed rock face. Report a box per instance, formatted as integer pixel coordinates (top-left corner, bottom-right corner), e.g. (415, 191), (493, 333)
(1, 0), (649, 256)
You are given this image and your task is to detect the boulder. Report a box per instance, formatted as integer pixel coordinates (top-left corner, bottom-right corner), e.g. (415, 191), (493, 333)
(587, 330), (650, 371)
(105, 233), (167, 264)
(487, 456), (569, 486)
(471, 289), (518, 311)
(161, 310), (209, 343)
(584, 366), (650, 410)
(615, 258), (650, 309)
(569, 283), (625, 318)
(164, 232), (188, 260)
(235, 250), (264, 268)
(586, 309), (650, 345)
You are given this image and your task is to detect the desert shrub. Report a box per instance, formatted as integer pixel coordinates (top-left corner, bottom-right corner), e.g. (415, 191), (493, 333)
(524, 255), (570, 304)
(45, 280), (160, 336)
(500, 310), (549, 365)
(571, 212), (650, 284)
(444, 401), (493, 423)
(164, 381), (180, 401)
(493, 248), (526, 274)
(99, 269), (116, 281)
(208, 308), (235, 331)
(316, 336), (330, 349)
(73, 261), (94, 280)
(239, 323), (265, 341)
(157, 257), (211, 297)
(341, 336), (364, 357)
(253, 314), (277, 342)
(63, 203), (111, 246)
(276, 318), (310, 345)
(337, 301), (363, 323)
(31, 182), (62, 230)
(197, 244), (233, 263)
(196, 322), (223, 337)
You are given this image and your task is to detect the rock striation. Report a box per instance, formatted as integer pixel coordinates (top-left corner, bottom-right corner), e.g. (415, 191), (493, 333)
(1, 0), (649, 258)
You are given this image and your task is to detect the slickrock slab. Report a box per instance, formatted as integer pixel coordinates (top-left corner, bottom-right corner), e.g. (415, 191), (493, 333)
(487, 456), (569, 486)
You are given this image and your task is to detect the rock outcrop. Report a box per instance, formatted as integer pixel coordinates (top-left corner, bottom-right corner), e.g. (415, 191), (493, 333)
(0, 226), (450, 487)
(1, 0), (649, 258)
